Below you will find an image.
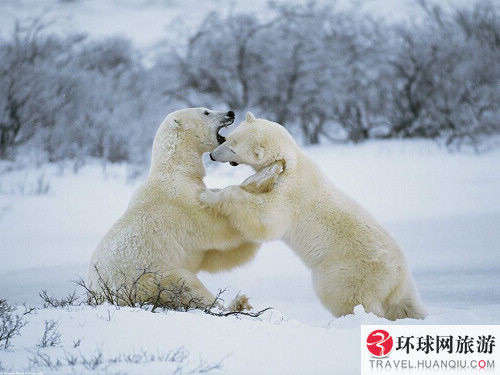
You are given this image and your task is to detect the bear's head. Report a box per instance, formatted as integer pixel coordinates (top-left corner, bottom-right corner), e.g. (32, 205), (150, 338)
(160, 107), (235, 153)
(209, 112), (297, 171)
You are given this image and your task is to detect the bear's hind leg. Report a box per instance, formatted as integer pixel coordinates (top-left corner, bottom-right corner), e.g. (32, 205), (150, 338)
(361, 298), (386, 318)
(383, 278), (427, 320)
(135, 269), (220, 310)
(163, 269), (221, 309)
(312, 271), (359, 318)
(384, 296), (426, 320)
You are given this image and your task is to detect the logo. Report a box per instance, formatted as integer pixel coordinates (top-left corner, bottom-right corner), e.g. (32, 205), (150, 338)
(362, 325), (499, 374)
(366, 329), (393, 357)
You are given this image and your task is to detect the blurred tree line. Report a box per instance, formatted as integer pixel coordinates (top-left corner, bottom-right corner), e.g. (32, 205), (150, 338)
(0, 1), (498, 166)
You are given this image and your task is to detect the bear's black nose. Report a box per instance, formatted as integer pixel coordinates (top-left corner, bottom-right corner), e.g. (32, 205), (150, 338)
(209, 153), (215, 161)
(227, 111), (235, 119)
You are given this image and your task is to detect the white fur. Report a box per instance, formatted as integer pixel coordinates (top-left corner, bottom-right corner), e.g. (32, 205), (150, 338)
(89, 108), (258, 308)
(202, 114), (426, 320)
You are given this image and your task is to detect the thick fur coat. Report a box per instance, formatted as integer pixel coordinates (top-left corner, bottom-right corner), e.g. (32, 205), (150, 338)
(89, 108), (258, 308)
(201, 112), (426, 320)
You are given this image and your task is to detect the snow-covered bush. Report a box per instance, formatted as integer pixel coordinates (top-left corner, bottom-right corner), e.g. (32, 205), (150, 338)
(0, 299), (34, 350)
(76, 267), (271, 317)
(26, 346), (223, 374)
(387, 1), (500, 147)
(0, 20), (168, 166)
(38, 320), (61, 348)
(171, 1), (499, 146)
(0, 1), (498, 165)
(39, 290), (80, 309)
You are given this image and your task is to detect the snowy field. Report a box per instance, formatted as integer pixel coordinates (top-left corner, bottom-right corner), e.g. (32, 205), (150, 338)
(0, 0), (498, 372)
(1, 140), (499, 373)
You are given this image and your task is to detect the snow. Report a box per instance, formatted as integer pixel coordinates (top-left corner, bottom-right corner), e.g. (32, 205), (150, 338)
(0, 303), (363, 374)
(1, 140), (499, 373)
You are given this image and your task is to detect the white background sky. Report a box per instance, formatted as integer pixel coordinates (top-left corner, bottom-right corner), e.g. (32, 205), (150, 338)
(0, 0), (477, 48)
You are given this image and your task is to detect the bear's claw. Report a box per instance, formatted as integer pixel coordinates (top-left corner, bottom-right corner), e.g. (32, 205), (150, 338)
(228, 294), (253, 312)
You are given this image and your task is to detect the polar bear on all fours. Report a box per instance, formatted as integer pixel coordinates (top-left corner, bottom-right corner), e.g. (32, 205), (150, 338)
(89, 108), (258, 310)
(201, 112), (426, 320)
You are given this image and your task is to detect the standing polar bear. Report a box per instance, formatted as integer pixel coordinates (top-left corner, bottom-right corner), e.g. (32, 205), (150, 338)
(89, 108), (257, 309)
(201, 112), (426, 320)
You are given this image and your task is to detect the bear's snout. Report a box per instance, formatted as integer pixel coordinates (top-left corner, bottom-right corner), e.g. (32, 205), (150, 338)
(226, 111), (235, 119)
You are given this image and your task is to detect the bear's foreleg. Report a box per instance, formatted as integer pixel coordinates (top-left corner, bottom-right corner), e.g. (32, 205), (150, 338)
(199, 242), (259, 273)
(200, 186), (286, 242)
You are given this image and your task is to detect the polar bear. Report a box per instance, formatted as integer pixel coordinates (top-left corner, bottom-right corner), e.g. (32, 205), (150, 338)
(201, 112), (426, 320)
(89, 108), (258, 310)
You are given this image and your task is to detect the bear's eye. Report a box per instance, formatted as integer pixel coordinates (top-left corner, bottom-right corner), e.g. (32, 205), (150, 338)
(204, 110), (210, 116)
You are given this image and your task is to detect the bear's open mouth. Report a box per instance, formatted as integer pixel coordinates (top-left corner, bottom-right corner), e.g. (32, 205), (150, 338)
(216, 113), (235, 144)
(216, 126), (227, 145)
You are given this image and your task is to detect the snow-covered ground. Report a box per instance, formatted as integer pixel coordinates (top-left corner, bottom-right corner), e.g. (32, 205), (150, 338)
(0, 140), (499, 373)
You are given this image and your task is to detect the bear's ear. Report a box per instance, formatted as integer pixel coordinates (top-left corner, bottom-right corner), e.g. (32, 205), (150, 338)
(172, 118), (183, 130)
(254, 145), (264, 160)
(246, 112), (256, 123)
